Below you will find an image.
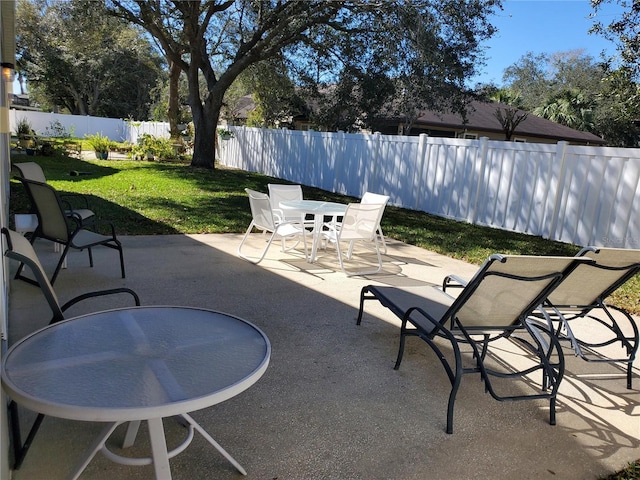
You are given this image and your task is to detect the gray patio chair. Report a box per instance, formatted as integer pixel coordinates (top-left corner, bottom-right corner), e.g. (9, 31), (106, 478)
(12, 162), (95, 227)
(238, 188), (308, 264)
(16, 178), (125, 284)
(1, 227), (140, 469)
(322, 202), (386, 276)
(538, 246), (640, 389)
(356, 254), (590, 434)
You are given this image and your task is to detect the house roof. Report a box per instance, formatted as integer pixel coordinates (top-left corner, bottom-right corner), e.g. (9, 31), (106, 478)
(406, 100), (606, 145)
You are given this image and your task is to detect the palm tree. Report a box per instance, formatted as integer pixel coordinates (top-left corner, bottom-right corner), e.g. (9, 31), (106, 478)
(533, 89), (594, 132)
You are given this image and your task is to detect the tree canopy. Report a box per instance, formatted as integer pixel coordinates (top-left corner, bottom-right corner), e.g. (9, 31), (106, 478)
(105, 0), (502, 169)
(16, 0), (164, 118)
(590, 0), (640, 78)
(495, 50), (639, 147)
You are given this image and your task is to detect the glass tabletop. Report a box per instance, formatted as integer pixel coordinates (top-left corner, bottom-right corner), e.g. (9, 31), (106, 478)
(1, 306), (270, 421)
(280, 200), (347, 215)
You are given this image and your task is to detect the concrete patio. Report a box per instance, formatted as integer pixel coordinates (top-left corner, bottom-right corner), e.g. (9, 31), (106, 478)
(5, 233), (640, 480)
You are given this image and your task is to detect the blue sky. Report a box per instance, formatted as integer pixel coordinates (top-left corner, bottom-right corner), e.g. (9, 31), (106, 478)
(471, 0), (624, 86)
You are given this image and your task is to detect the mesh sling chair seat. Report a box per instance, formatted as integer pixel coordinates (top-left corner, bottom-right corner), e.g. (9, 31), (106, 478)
(537, 246), (640, 389)
(12, 162), (95, 227)
(356, 254), (590, 434)
(238, 188), (309, 264)
(16, 178), (125, 285)
(1, 227), (140, 470)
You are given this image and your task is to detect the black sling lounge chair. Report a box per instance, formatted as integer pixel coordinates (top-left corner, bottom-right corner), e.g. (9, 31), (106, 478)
(356, 254), (589, 434)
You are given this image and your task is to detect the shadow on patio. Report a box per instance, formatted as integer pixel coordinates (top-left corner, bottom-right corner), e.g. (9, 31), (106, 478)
(6, 233), (640, 480)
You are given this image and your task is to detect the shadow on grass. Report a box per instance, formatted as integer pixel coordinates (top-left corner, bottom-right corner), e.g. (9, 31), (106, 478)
(12, 155), (121, 182)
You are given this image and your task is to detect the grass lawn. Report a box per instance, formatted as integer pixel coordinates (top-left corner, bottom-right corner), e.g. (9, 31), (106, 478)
(9, 155), (639, 316)
(8, 154), (640, 479)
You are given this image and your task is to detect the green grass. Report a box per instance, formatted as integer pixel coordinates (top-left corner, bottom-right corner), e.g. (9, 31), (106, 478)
(601, 460), (640, 480)
(9, 154), (639, 315)
(9, 154), (640, 479)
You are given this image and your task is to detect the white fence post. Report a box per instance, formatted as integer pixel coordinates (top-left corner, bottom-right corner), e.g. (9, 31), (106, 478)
(470, 136), (489, 224)
(414, 133), (428, 210)
(544, 141), (569, 241)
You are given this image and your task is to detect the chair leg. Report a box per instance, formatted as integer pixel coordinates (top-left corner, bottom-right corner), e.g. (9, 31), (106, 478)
(50, 244), (72, 285)
(340, 238), (383, 276)
(119, 247), (125, 278)
(113, 239), (125, 278)
(394, 330), (407, 370)
(238, 222), (277, 264)
(377, 226), (387, 254)
(237, 222), (255, 261)
(9, 400), (45, 469)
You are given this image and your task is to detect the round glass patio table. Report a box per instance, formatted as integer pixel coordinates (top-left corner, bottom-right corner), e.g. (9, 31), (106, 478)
(1, 306), (271, 480)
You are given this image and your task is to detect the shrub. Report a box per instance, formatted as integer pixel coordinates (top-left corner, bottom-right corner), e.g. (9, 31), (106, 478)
(131, 134), (181, 161)
(15, 117), (33, 137)
(85, 133), (112, 154)
(44, 120), (72, 138)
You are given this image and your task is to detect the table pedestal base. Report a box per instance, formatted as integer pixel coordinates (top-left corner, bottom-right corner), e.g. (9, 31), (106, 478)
(67, 414), (246, 480)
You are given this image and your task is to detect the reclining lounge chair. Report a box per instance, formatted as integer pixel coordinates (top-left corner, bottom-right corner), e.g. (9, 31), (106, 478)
(356, 254), (589, 434)
(538, 246), (640, 389)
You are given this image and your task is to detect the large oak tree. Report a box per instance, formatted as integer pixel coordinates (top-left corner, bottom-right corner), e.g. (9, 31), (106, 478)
(106, 0), (501, 169)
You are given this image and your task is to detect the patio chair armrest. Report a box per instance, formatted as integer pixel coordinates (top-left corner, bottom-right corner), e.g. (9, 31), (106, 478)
(57, 288), (141, 322)
(91, 219), (118, 237)
(67, 211), (84, 232)
(272, 208), (285, 224)
(442, 274), (468, 292)
(60, 192), (91, 210)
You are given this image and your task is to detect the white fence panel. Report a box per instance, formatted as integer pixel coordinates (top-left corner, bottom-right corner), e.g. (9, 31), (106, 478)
(9, 110), (127, 141)
(127, 121), (171, 144)
(9, 113), (639, 249)
(220, 126), (640, 249)
(9, 111), (171, 143)
(551, 146), (640, 248)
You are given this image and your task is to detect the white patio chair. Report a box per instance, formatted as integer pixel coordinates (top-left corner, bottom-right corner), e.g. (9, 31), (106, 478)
(238, 188), (308, 264)
(322, 202), (386, 276)
(267, 183), (314, 228)
(360, 191), (390, 254)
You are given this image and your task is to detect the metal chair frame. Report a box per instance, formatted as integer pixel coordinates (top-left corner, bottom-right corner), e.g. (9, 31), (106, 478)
(16, 178), (125, 284)
(356, 254), (590, 433)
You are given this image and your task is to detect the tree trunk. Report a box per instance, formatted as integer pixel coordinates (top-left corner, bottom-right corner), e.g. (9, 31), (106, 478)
(167, 60), (181, 139)
(190, 96), (220, 169)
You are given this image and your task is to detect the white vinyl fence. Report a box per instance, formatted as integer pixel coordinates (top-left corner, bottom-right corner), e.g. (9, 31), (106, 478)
(219, 126), (640, 249)
(9, 110), (170, 143)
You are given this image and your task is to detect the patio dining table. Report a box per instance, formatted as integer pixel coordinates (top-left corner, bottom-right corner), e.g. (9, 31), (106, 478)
(1, 306), (271, 480)
(280, 199), (347, 263)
